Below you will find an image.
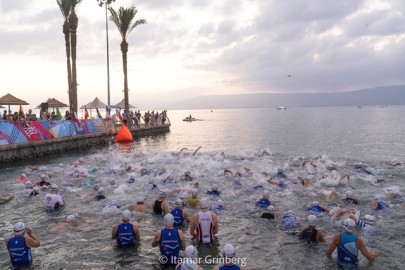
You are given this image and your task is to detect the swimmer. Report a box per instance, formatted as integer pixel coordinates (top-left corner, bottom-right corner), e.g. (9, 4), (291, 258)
(207, 184), (221, 196)
(371, 196), (389, 211)
(281, 210), (298, 230)
(326, 218), (377, 267)
(111, 210), (140, 248)
(349, 214), (376, 233)
(21, 181), (35, 197)
(180, 171), (193, 181)
(95, 187), (106, 201)
(51, 214), (80, 231)
(6, 222), (40, 268)
(307, 201), (330, 216)
(35, 174), (51, 188)
(256, 190), (271, 208)
(213, 243), (246, 270)
(152, 213), (186, 265)
(0, 194), (14, 203)
(276, 168), (287, 179)
(170, 198), (191, 227)
(187, 189), (200, 207)
(144, 178), (157, 192)
(387, 191), (405, 205)
(211, 199), (224, 215)
(132, 197), (148, 212)
(266, 177), (287, 189)
(152, 190), (170, 214)
(343, 190), (359, 205)
(175, 245), (203, 270)
(127, 174), (135, 184)
(15, 173), (29, 184)
(261, 205), (277, 219)
(44, 184), (65, 211)
(190, 198), (218, 244)
(298, 215), (325, 243)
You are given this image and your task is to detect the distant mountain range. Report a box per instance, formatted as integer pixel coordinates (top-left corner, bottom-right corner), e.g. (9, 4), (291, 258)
(166, 85), (405, 110)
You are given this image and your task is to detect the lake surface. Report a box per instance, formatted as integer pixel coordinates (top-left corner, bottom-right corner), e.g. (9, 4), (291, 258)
(1, 106), (404, 270)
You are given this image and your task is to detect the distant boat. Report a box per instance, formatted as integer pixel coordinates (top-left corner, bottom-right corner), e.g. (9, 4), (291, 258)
(183, 115), (197, 122)
(358, 106), (363, 108)
(277, 106), (287, 110)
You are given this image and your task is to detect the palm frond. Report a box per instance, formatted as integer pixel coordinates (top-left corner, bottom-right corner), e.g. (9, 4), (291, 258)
(109, 5), (146, 39)
(56, 0), (71, 19)
(71, 0), (83, 10)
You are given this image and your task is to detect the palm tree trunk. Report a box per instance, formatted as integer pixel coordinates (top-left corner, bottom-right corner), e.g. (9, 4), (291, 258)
(121, 39), (129, 112)
(63, 20), (73, 113)
(69, 12), (78, 113)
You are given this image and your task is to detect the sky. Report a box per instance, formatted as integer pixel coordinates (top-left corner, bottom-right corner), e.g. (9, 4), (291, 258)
(1, 0), (405, 112)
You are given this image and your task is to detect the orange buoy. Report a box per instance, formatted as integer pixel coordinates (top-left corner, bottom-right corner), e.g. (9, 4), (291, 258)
(115, 125), (133, 143)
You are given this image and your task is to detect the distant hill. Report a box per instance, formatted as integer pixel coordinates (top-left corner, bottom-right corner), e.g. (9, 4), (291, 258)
(166, 85), (405, 110)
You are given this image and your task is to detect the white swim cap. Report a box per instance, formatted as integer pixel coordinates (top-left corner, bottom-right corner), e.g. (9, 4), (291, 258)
(112, 199), (120, 207)
(39, 166), (47, 171)
(364, 215), (375, 224)
(98, 187), (105, 195)
(191, 188), (198, 196)
(14, 222), (26, 235)
(223, 243), (236, 258)
(185, 245), (198, 258)
(24, 181), (33, 188)
(267, 205), (275, 212)
(137, 196), (145, 203)
(200, 198), (208, 209)
(343, 218), (356, 232)
(122, 210), (131, 221)
(175, 198), (183, 207)
(329, 208), (338, 216)
(217, 199), (223, 206)
(212, 184), (218, 191)
(287, 210), (295, 215)
(345, 190), (353, 197)
(164, 213), (174, 226)
(79, 158), (84, 162)
(312, 201), (319, 206)
(33, 186), (40, 193)
(159, 190), (167, 197)
(263, 190), (270, 198)
(66, 215), (76, 223)
(40, 174), (47, 180)
(50, 184), (59, 191)
(181, 260), (198, 270)
(308, 215), (317, 225)
(21, 174), (27, 179)
(59, 163), (64, 167)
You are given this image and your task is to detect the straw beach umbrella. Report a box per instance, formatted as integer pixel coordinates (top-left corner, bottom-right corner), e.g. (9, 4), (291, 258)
(110, 98), (137, 109)
(0, 93), (29, 111)
(37, 98), (69, 111)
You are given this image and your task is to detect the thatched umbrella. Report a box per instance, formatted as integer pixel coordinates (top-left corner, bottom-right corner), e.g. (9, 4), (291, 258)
(80, 97), (107, 109)
(0, 93), (29, 111)
(37, 98), (69, 111)
(110, 98), (137, 109)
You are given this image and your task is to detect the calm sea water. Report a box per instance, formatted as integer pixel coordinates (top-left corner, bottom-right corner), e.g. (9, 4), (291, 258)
(1, 106), (404, 270)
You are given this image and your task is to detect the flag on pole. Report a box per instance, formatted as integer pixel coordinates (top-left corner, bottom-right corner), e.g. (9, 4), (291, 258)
(84, 106), (89, 119)
(19, 103), (25, 118)
(116, 107), (123, 122)
(105, 105), (112, 120)
(96, 108), (103, 119)
(56, 107), (62, 120)
(73, 111), (81, 127)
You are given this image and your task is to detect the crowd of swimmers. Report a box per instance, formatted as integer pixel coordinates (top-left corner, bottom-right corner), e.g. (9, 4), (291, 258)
(2, 153), (404, 269)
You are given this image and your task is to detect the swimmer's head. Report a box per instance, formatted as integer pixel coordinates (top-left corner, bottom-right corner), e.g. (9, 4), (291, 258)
(308, 215), (317, 226)
(263, 190), (270, 199)
(97, 187), (105, 196)
(21, 174), (27, 179)
(287, 210), (295, 216)
(50, 184), (59, 191)
(122, 210), (131, 221)
(163, 213), (174, 226)
(14, 222), (26, 235)
(364, 215), (376, 224)
(267, 205), (275, 212)
(111, 199), (120, 207)
(137, 197), (145, 204)
(24, 181), (33, 189)
(277, 168), (284, 174)
(329, 208), (338, 216)
(223, 243), (236, 258)
(66, 214), (76, 223)
(217, 199), (223, 206)
(345, 190), (353, 198)
(200, 198), (209, 209)
(191, 189), (198, 197)
(175, 198), (183, 208)
(33, 186), (40, 194)
(185, 245), (198, 258)
(159, 190), (167, 198)
(212, 184), (218, 191)
(312, 201), (319, 206)
(343, 218), (356, 233)
(40, 174), (47, 180)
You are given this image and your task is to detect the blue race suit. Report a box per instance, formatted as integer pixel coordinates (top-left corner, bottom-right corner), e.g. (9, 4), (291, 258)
(337, 232), (358, 267)
(7, 236), (32, 267)
(159, 228), (181, 265)
(116, 223), (136, 248)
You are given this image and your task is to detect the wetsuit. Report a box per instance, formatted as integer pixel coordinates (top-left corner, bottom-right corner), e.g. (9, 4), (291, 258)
(337, 232), (358, 268)
(7, 236), (32, 267)
(171, 208), (185, 227)
(219, 265), (241, 270)
(159, 228), (181, 265)
(343, 197), (359, 205)
(375, 201), (389, 210)
(261, 213), (275, 219)
(116, 223), (136, 248)
(207, 190), (221, 196)
(281, 213), (297, 229)
(299, 226), (317, 243)
(308, 205), (325, 215)
(154, 200), (163, 214)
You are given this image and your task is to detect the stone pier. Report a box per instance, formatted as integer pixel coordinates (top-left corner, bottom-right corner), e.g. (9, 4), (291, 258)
(0, 124), (170, 164)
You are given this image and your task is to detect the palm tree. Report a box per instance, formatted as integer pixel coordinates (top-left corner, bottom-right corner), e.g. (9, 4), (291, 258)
(69, 0), (83, 113)
(109, 6), (146, 112)
(56, 0), (73, 113)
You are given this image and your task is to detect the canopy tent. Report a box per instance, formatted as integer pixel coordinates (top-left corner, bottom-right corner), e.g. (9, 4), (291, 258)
(80, 97), (107, 109)
(36, 98), (69, 111)
(110, 98), (137, 109)
(0, 93), (29, 111)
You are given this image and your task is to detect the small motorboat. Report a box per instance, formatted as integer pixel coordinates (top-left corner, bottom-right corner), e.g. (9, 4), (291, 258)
(183, 115), (197, 122)
(277, 106), (287, 110)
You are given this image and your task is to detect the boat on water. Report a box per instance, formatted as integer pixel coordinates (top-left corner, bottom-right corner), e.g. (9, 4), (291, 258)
(277, 106), (287, 110)
(183, 115), (197, 122)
